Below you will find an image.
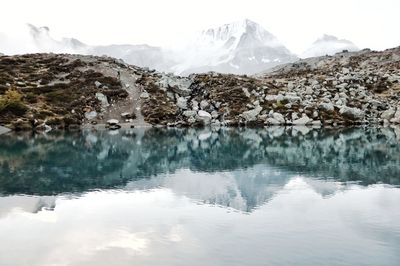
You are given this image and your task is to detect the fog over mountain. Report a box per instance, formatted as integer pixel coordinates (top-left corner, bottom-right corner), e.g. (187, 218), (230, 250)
(301, 34), (359, 58)
(0, 19), (361, 74)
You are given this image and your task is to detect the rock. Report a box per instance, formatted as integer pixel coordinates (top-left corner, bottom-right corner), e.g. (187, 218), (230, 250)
(265, 118), (282, 125)
(158, 76), (192, 96)
(140, 91), (150, 99)
(284, 95), (302, 103)
(339, 106), (365, 120)
(0, 126), (11, 135)
(191, 100), (199, 111)
(381, 108), (396, 120)
(107, 119), (119, 125)
(200, 100), (209, 110)
(121, 112), (135, 119)
(390, 109), (400, 124)
(196, 110), (212, 125)
(305, 87), (313, 95)
(95, 92), (109, 108)
(272, 112), (285, 124)
(319, 102), (335, 113)
(94, 81), (102, 88)
(183, 110), (197, 117)
(85, 111), (98, 120)
(342, 67), (350, 75)
(241, 106), (262, 122)
(292, 114), (312, 125)
(242, 88), (251, 98)
(177, 97), (188, 109)
(265, 95), (278, 103)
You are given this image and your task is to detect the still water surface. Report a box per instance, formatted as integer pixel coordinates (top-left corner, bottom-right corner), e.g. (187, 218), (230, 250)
(0, 127), (399, 266)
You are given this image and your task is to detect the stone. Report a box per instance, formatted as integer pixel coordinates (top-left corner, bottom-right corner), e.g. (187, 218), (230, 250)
(242, 88), (251, 98)
(272, 112), (285, 124)
(177, 97), (188, 109)
(265, 95), (278, 103)
(158, 76), (192, 96)
(241, 106), (262, 122)
(140, 91), (150, 99)
(94, 81), (102, 88)
(319, 102), (335, 113)
(107, 119), (119, 125)
(95, 92), (109, 108)
(292, 114), (312, 125)
(342, 67), (350, 75)
(121, 112), (135, 119)
(339, 106), (365, 120)
(200, 100), (209, 110)
(84, 111), (97, 120)
(305, 87), (313, 95)
(0, 126), (11, 135)
(381, 108), (396, 120)
(183, 110), (197, 117)
(196, 110), (212, 125)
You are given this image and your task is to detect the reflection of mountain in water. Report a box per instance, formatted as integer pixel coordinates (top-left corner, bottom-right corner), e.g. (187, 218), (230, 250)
(0, 127), (400, 211)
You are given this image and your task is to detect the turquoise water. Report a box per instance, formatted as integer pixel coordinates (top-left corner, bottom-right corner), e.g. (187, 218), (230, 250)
(0, 127), (399, 266)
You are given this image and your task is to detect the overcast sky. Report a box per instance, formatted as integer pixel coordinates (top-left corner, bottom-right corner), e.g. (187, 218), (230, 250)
(1, 0), (399, 54)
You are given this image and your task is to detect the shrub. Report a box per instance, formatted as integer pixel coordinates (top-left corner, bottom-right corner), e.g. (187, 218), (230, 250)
(0, 88), (28, 115)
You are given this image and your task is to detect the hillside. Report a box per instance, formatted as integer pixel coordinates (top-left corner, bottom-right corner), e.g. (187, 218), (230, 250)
(0, 47), (399, 131)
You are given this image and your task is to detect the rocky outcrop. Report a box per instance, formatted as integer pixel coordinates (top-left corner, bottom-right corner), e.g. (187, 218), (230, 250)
(1, 47), (400, 130)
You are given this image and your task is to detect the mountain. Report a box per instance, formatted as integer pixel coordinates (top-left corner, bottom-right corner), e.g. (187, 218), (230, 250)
(171, 19), (298, 75)
(1, 22), (364, 75)
(301, 34), (359, 58)
(28, 24), (88, 53)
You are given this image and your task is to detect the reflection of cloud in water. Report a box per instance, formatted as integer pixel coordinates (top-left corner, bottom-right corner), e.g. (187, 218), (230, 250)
(0, 184), (399, 266)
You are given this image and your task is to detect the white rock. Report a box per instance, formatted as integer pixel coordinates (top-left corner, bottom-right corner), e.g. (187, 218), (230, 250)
(319, 102), (335, 113)
(272, 112), (285, 124)
(241, 106), (262, 122)
(292, 114), (312, 125)
(140, 91), (150, 99)
(339, 106), (365, 120)
(95, 92), (109, 108)
(196, 110), (212, 125)
(107, 119), (119, 125)
(183, 110), (197, 117)
(200, 100), (209, 110)
(381, 108), (396, 120)
(177, 97), (188, 109)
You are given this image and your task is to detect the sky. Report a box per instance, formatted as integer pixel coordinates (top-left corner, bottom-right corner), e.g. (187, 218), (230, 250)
(0, 0), (399, 54)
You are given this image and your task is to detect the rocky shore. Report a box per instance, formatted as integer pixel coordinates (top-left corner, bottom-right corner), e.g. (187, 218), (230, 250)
(0, 47), (399, 131)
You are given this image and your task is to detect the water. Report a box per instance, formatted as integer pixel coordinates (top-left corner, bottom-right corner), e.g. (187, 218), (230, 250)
(0, 127), (399, 266)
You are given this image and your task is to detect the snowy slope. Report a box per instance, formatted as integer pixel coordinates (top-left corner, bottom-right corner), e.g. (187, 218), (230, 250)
(301, 34), (359, 58)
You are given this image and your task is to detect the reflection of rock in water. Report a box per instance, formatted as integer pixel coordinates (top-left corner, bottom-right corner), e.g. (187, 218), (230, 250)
(0, 196), (56, 217)
(0, 127), (399, 200)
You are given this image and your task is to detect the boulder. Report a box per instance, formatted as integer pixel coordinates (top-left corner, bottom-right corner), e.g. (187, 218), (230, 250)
(319, 102), (335, 113)
(176, 97), (188, 109)
(272, 112), (285, 124)
(292, 114), (312, 125)
(196, 110), (212, 125)
(84, 111), (98, 120)
(0, 126), (11, 135)
(183, 110), (197, 117)
(241, 106), (262, 122)
(140, 91), (150, 99)
(95, 92), (109, 108)
(158, 76), (192, 96)
(381, 108), (396, 120)
(107, 119), (119, 125)
(339, 106), (365, 120)
(200, 100), (209, 110)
